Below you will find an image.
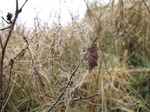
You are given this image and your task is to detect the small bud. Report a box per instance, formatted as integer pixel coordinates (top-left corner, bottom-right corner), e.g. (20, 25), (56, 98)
(7, 12), (13, 22)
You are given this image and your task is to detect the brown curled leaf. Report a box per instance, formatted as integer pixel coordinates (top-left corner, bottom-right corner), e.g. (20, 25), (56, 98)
(86, 44), (98, 71)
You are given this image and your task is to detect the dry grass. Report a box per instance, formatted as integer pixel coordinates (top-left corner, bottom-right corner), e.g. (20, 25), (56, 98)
(0, 0), (150, 112)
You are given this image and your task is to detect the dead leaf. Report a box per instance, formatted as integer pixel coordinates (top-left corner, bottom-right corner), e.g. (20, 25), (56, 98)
(86, 44), (98, 71)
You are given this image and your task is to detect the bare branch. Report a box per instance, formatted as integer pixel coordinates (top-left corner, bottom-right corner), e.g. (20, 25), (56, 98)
(30, 93), (101, 112)
(1, 16), (11, 24)
(0, 35), (3, 49)
(0, 0), (29, 110)
(3, 33), (36, 70)
(142, 0), (150, 14)
(4, 59), (14, 99)
(16, 0), (19, 11)
(20, 0), (29, 11)
(23, 36), (45, 89)
(47, 37), (98, 112)
(0, 26), (11, 31)
(59, 93), (101, 104)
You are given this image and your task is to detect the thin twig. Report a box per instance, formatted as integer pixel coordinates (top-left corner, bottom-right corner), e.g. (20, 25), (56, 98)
(0, 0), (29, 111)
(20, 0), (29, 11)
(3, 47), (27, 69)
(30, 93), (101, 112)
(47, 37), (97, 112)
(0, 26), (11, 31)
(3, 33), (37, 70)
(1, 17), (10, 24)
(23, 36), (45, 88)
(58, 93), (101, 104)
(0, 36), (3, 49)
(142, 0), (150, 14)
(4, 60), (14, 99)
(47, 56), (86, 112)
(0, 4), (19, 111)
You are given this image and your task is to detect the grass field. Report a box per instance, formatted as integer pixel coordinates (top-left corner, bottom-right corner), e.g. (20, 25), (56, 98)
(0, 0), (150, 112)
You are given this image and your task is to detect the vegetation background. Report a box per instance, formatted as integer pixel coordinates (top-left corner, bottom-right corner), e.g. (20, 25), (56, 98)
(0, 0), (150, 112)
